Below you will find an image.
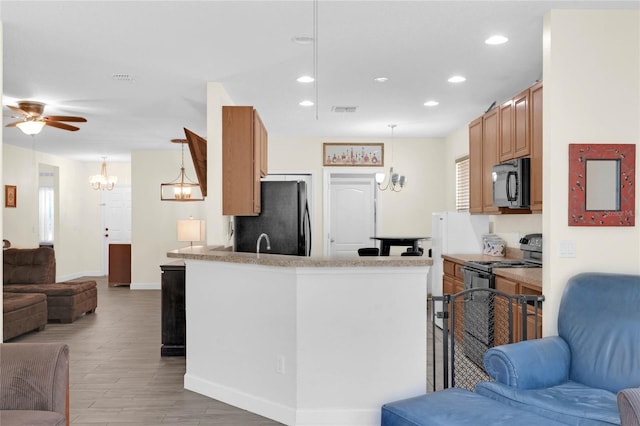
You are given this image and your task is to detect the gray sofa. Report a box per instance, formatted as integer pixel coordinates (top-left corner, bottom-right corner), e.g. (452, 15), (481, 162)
(0, 343), (69, 426)
(618, 388), (640, 426)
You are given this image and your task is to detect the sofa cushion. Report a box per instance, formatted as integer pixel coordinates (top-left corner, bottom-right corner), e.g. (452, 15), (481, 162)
(3, 247), (55, 285)
(0, 410), (66, 426)
(476, 380), (620, 425)
(3, 280), (96, 297)
(558, 273), (640, 393)
(3, 292), (47, 312)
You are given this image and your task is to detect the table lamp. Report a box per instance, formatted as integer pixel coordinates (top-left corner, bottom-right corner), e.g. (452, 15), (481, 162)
(177, 217), (205, 248)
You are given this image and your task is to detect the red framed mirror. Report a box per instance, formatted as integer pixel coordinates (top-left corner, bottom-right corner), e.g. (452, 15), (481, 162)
(569, 143), (635, 226)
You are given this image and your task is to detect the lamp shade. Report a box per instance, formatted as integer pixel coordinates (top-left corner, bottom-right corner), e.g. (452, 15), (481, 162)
(177, 218), (205, 243)
(16, 120), (46, 135)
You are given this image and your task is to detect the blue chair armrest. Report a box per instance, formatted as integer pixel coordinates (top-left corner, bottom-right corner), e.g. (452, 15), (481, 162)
(484, 336), (570, 389)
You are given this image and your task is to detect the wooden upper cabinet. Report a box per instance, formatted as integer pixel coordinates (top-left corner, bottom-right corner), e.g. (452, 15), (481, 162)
(222, 106), (269, 216)
(512, 89), (531, 159)
(499, 100), (514, 162)
(482, 108), (500, 213)
(469, 81), (541, 215)
(499, 89), (530, 162)
(529, 82), (543, 213)
(469, 117), (484, 214)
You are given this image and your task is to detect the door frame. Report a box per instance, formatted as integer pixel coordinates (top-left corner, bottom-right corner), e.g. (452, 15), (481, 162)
(323, 168), (380, 256)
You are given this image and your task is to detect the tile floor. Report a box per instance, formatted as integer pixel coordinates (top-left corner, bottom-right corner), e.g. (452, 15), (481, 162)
(8, 277), (283, 425)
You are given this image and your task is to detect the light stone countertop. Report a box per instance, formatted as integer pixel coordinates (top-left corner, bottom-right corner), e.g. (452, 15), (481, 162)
(441, 253), (542, 290)
(167, 245), (433, 268)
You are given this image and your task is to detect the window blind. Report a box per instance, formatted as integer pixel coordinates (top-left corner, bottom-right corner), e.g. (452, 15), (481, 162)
(456, 156), (470, 212)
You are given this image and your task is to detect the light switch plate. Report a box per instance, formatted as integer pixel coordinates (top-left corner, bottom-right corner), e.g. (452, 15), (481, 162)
(559, 240), (576, 258)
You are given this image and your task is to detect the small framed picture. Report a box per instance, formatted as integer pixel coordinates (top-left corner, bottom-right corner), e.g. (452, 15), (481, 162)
(323, 143), (384, 167)
(5, 185), (16, 208)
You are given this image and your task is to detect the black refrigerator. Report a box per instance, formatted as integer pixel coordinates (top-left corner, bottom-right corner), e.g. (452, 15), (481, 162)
(234, 181), (311, 256)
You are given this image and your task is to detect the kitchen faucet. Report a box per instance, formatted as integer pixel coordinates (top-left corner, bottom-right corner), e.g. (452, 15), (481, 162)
(256, 233), (271, 257)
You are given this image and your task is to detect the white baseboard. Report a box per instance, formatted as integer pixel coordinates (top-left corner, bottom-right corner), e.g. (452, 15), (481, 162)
(130, 282), (160, 290)
(184, 373), (296, 426)
(184, 373), (379, 426)
(58, 271), (103, 281)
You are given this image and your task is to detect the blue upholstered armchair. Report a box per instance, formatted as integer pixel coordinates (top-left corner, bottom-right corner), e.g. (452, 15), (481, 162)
(476, 273), (640, 426)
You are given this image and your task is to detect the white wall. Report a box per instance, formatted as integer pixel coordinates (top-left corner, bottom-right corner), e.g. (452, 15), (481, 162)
(131, 150), (206, 287)
(542, 9), (640, 335)
(2, 143), (116, 279)
(268, 135), (446, 256)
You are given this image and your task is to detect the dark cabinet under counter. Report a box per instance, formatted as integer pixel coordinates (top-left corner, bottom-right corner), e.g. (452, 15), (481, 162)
(160, 261), (185, 356)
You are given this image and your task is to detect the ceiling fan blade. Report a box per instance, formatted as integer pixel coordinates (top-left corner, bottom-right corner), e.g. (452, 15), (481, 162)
(7, 105), (29, 115)
(45, 121), (80, 131)
(44, 115), (87, 123)
(5, 121), (20, 128)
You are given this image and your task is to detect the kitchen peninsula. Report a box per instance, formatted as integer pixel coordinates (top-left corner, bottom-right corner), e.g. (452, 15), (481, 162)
(167, 246), (431, 426)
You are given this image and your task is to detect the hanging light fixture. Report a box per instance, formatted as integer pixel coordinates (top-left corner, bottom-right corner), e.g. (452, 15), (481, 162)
(16, 120), (46, 135)
(160, 139), (204, 201)
(89, 157), (118, 191)
(376, 124), (407, 192)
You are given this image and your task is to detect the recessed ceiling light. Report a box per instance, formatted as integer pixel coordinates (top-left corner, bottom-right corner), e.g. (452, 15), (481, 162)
(299, 100), (314, 107)
(485, 35), (509, 45)
(373, 77), (389, 83)
(448, 75), (466, 83)
(297, 75), (315, 83)
(292, 36), (314, 45)
(424, 100), (439, 107)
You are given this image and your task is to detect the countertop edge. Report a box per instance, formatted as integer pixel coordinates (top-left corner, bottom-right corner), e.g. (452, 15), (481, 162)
(167, 246), (433, 268)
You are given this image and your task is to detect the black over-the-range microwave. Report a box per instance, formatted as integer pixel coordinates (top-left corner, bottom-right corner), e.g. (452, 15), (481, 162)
(492, 157), (530, 209)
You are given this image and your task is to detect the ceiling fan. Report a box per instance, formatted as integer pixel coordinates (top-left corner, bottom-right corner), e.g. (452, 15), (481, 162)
(5, 100), (87, 135)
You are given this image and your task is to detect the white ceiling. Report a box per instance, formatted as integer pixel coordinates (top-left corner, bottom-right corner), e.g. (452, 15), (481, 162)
(2, 1), (637, 162)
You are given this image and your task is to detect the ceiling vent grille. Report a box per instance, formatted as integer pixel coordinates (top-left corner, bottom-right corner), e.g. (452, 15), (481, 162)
(111, 73), (134, 81)
(332, 106), (357, 113)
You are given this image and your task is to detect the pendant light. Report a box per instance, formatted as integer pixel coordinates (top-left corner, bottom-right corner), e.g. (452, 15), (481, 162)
(89, 157), (118, 191)
(375, 124), (407, 192)
(160, 139), (204, 201)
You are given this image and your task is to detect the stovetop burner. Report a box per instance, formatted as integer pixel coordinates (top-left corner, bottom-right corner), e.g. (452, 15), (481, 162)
(463, 259), (541, 273)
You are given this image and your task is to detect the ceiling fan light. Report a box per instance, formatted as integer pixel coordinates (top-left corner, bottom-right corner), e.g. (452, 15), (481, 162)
(16, 120), (45, 135)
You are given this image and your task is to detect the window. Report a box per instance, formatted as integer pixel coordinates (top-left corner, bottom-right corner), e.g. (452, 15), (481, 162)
(39, 186), (54, 243)
(456, 156), (470, 211)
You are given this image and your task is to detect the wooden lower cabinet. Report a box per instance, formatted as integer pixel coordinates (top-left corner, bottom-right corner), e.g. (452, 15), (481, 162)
(495, 275), (542, 343)
(442, 259), (465, 338)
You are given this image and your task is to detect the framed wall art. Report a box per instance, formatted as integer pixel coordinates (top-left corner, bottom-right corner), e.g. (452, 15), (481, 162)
(5, 185), (17, 208)
(323, 143), (384, 167)
(568, 143), (635, 226)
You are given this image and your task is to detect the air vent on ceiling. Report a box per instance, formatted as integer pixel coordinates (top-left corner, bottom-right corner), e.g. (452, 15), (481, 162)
(111, 73), (134, 81)
(332, 106), (358, 113)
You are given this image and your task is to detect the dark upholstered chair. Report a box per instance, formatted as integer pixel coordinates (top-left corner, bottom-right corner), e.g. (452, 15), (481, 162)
(357, 247), (379, 256)
(0, 343), (69, 426)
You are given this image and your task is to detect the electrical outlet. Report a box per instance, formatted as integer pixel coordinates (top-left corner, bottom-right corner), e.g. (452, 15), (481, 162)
(276, 356), (286, 374)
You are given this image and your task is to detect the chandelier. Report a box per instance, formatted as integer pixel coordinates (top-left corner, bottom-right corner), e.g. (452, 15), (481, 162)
(375, 124), (407, 192)
(89, 157), (118, 191)
(160, 139), (204, 201)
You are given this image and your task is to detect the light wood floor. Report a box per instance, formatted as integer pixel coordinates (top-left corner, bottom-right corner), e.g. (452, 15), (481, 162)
(9, 277), (283, 425)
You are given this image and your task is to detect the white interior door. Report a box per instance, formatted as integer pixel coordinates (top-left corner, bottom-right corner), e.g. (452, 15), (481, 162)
(328, 174), (377, 256)
(101, 186), (132, 274)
